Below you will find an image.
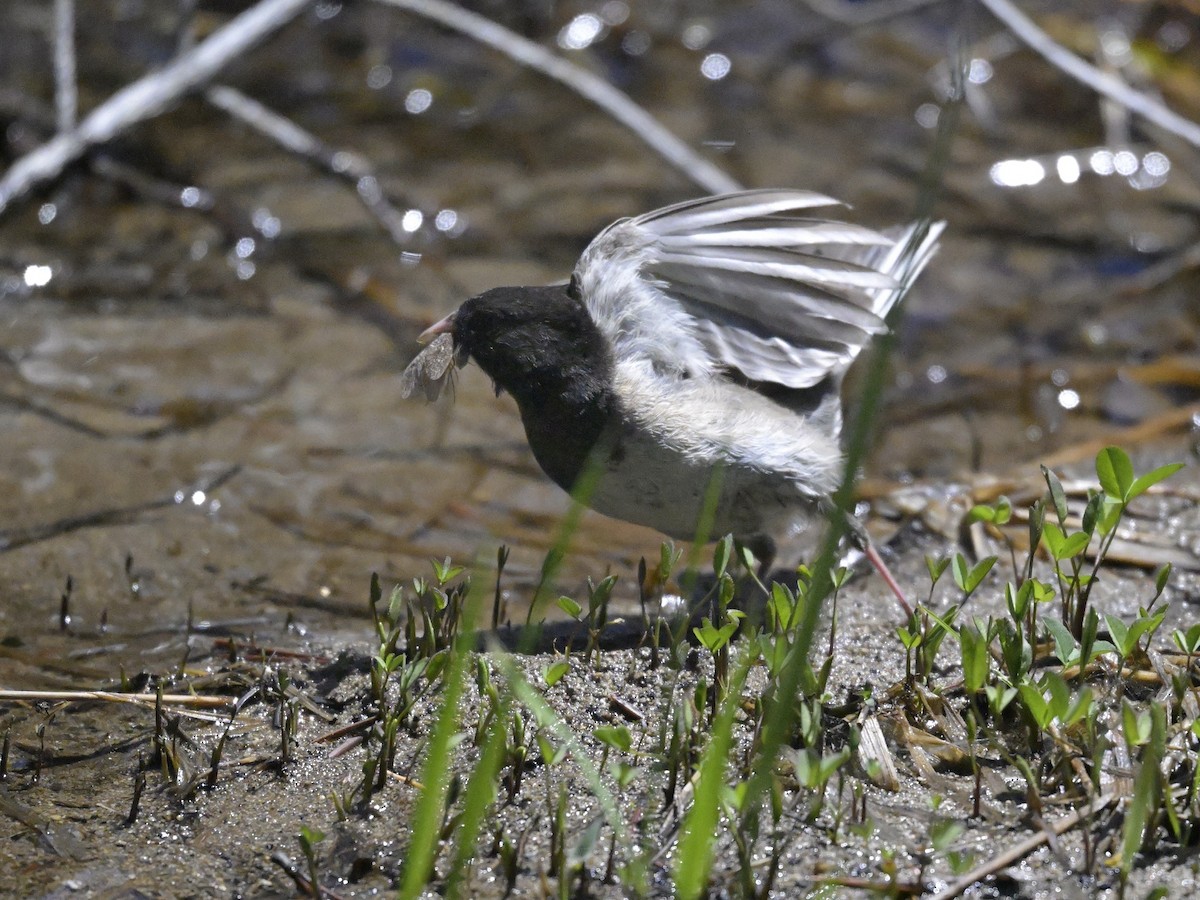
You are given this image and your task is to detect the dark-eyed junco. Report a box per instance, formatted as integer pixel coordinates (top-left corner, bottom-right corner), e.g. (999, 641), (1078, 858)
(402, 190), (943, 614)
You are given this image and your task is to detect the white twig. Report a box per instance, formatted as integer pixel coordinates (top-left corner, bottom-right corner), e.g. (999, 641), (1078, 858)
(54, 0), (77, 134)
(0, 689), (233, 709)
(0, 0), (312, 213)
(978, 0), (1200, 149)
(375, 0), (742, 195)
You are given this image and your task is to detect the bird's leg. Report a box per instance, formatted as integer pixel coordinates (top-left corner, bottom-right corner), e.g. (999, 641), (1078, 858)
(839, 511), (913, 618)
(860, 540), (913, 618)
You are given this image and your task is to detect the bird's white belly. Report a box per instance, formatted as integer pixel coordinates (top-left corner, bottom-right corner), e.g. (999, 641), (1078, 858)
(586, 429), (797, 540)
(583, 362), (843, 540)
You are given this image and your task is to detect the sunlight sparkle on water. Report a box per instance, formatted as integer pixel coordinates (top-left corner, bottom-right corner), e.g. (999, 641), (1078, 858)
(405, 89), (432, 115)
(559, 14), (603, 50)
(915, 103), (939, 129)
(402, 210), (424, 233)
(24, 264), (52, 287)
(1057, 389), (1080, 410)
(701, 53), (731, 80)
(1113, 150), (1139, 176)
(367, 65), (392, 90)
(38, 203), (57, 224)
(1055, 155), (1080, 184)
(1143, 151), (1170, 177)
(682, 24), (712, 50)
(1090, 150), (1115, 175)
(990, 158), (1045, 187)
(967, 58), (993, 84)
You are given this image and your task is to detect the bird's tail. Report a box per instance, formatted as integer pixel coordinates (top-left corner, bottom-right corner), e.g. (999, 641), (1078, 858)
(844, 218), (946, 324)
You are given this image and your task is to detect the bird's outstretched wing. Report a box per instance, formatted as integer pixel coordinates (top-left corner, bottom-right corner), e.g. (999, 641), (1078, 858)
(573, 189), (943, 389)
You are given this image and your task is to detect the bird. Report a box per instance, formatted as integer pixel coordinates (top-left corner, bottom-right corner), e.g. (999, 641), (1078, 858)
(401, 189), (944, 615)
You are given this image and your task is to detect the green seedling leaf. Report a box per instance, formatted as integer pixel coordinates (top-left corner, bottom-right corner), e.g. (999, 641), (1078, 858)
(1005, 580), (1034, 622)
(960, 624), (991, 694)
(1121, 699), (1151, 749)
(612, 761), (641, 789)
(1041, 465), (1069, 524)
(768, 582), (799, 631)
(925, 554), (952, 585)
(432, 557), (465, 585)
(537, 734), (568, 768)
(951, 553), (997, 595)
(1041, 522), (1089, 561)
(969, 504), (996, 524)
(693, 613), (742, 652)
(1118, 704), (1165, 875)
(712, 535), (733, 580)
(969, 496), (1012, 526)
(1172, 622), (1200, 656)
(998, 621), (1031, 681)
(1042, 671), (1071, 722)
(994, 495), (1012, 525)
(556, 595), (582, 619)
(1044, 619), (1079, 667)
(543, 661), (570, 687)
(930, 818), (966, 852)
(1027, 498), (1045, 558)
(735, 541), (758, 575)
(593, 725), (633, 753)
(1061, 684), (1093, 727)
(1080, 491), (1103, 537)
(985, 684), (1017, 717)
(1154, 563), (1172, 600)
(1096, 446), (1134, 500)
(1128, 462), (1184, 500)
(568, 815), (604, 868)
(1017, 682), (1050, 728)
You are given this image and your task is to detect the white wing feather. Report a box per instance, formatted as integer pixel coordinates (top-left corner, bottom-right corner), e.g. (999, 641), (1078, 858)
(574, 189), (943, 389)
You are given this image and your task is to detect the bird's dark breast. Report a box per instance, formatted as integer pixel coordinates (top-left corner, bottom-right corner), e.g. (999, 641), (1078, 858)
(517, 398), (616, 495)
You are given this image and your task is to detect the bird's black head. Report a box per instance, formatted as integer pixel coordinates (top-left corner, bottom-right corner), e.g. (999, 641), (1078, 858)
(451, 284), (613, 407)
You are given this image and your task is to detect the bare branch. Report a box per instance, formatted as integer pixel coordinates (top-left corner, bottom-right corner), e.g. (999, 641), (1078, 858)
(0, 0), (313, 213)
(376, 0), (742, 195)
(978, 0), (1200, 149)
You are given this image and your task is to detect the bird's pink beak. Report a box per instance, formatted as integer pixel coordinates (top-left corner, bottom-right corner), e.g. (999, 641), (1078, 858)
(418, 311), (455, 344)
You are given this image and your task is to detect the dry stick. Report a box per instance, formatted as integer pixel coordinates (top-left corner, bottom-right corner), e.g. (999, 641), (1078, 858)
(977, 0), (1200, 149)
(53, 0), (77, 134)
(929, 793), (1117, 900)
(0, 689), (233, 709)
(376, 0), (742, 195)
(205, 84), (413, 244)
(0, 0), (312, 212)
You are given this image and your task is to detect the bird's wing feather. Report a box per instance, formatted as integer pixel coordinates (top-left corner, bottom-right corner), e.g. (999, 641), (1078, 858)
(574, 189), (943, 389)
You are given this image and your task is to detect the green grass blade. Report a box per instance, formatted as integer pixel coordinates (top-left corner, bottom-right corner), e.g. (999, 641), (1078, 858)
(444, 695), (511, 898)
(674, 652), (752, 900)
